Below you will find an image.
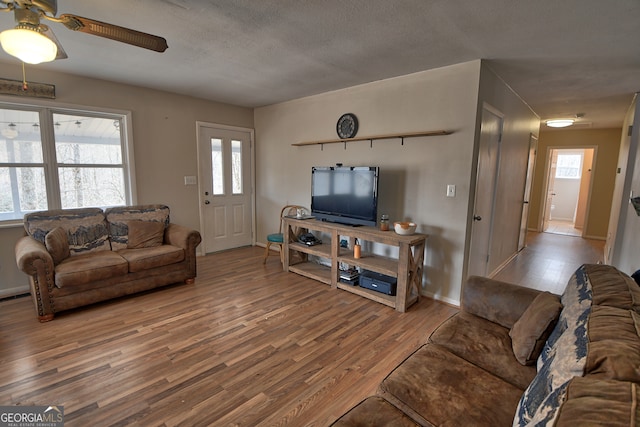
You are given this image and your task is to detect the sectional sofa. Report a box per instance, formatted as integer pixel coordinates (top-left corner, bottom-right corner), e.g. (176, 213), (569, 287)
(333, 264), (640, 426)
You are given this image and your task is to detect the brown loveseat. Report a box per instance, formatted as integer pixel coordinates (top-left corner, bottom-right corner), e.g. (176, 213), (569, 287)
(15, 205), (201, 322)
(334, 264), (640, 426)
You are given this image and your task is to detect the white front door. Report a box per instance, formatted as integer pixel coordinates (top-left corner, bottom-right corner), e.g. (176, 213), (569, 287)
(198, 125), (253, 253)
(468, 106), (503, 277)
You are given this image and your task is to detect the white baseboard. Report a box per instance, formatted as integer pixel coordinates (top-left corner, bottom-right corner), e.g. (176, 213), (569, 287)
(0, 285), (29, 299)
(582, 234), (606, 241)
(421, 290), (460, 308)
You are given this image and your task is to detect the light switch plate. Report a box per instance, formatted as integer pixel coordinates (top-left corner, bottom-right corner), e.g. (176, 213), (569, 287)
(447, 184), (456, 197)
(184, 175), (197, 185)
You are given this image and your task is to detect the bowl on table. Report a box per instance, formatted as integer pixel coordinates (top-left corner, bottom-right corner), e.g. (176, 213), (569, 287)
(394, 221), (417, 235)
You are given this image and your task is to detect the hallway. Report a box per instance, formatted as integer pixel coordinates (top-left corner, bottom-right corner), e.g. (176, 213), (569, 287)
(492, 231), (605, 295)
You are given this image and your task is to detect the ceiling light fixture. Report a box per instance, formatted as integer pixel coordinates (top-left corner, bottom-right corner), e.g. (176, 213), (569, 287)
(0, 25), (57, 64)
(546, 119), (575, 128)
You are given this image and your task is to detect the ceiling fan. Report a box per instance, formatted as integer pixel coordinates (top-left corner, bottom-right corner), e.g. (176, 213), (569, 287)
(0, 0), (168, 64)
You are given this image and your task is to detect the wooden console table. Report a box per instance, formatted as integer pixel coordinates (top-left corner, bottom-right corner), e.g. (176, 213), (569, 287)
(282, 218), (427, 312)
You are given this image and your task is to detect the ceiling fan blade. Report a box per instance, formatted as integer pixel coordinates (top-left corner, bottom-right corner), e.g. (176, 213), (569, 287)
(59, 14), (168, 53)
(40, 25), (68, 60)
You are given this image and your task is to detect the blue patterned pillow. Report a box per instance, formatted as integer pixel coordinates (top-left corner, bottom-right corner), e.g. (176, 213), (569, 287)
(513, 265), (592, 426)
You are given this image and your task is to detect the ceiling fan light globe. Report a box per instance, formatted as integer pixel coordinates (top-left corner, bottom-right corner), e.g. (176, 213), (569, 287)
(0, 28), (57, 64)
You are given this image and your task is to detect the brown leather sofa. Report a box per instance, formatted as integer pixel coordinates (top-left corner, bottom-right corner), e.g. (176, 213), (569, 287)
(15, 205), (201, 322)
(333, 264), (640, 426)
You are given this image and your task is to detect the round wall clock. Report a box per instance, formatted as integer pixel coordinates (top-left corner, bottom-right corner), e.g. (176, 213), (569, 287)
(336, 113), (359, 139)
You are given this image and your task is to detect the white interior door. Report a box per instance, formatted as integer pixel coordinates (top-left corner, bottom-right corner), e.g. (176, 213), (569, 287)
(542, 149), (558, 231)
(468, 106), (502, 277)
(574, 148), (594, 231)
(518, 134), (538, 251)
(198, 125), (253, 253)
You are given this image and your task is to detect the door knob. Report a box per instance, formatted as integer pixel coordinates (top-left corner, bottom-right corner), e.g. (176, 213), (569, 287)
(473, 215), (482, 221)
(204, 200), (210, 205)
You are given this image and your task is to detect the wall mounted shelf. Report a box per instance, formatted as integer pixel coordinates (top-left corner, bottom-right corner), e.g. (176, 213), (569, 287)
(292, 130), (452, 148)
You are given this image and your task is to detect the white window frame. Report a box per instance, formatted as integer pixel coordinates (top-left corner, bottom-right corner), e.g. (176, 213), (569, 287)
(0, 98), (136, 227)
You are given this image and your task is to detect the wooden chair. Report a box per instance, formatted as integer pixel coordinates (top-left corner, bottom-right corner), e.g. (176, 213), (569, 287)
(263, 205), (305, 265)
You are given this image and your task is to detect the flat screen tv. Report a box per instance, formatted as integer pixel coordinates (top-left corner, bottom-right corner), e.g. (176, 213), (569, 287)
(311, 166), (379, 227)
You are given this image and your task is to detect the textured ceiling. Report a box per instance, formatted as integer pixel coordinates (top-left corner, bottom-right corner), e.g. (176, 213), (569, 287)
(0, 0), (638, 129)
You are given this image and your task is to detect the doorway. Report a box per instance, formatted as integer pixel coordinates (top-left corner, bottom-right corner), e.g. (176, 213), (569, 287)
(540, 147), (595, 237)
(197, 123), (255, 254)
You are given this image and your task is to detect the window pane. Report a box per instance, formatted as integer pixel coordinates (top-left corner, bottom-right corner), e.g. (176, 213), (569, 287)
(0, 167), (47, 220)
(555, 154), (582, 179)
(211, 138), (224, 195)
(0, 139), (43, 163)
(54, 114), (122, 164)
(0, 109), (43, 162)
(231, 139), (242, 194)
(59, 167), (126, 209)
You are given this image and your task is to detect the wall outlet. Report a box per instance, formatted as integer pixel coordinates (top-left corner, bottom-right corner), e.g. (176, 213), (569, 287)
(446, 184), (456, 198)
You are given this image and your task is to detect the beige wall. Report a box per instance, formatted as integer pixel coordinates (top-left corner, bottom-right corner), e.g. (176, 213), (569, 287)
(609, 96), (640, 273)
(0, 62), (253, 296)
(255, 60), (539, 305)
(528, 128), (622, 239)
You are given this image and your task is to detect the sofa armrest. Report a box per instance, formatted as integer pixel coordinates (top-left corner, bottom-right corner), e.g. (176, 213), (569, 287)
(15, 235), (53, 275)
(164, 223), (202, 251)
(462, 276), (543, 329)
(164, 223), (202, 279)
(15, 236), (56, 321)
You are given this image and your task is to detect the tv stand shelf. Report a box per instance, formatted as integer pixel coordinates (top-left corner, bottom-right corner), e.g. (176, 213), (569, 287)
(283, 218), (427, 312)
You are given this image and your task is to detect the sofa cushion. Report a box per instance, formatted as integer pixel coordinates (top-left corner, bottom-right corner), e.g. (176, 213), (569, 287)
(510, 291), (562, 366)
(379, 343), (523, 427)
(127, 220), (165, 249)
(330, 396), (419, 427)
(118, 245), (184, 273)
(24, 207), (110, 256)
(584, 306), (640, 382)
(54, 251), (128, 288)
(554, 377), (639, 427)
(45, 227), (70, 265)
(105, 205), (170, 250)
(584, 263), (640, 312)
(430, 311), (536, 390)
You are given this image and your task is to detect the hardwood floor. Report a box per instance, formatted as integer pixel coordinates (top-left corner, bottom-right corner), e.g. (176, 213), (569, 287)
(0, 247), (457, 426)
(493, 231), (605, 295)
